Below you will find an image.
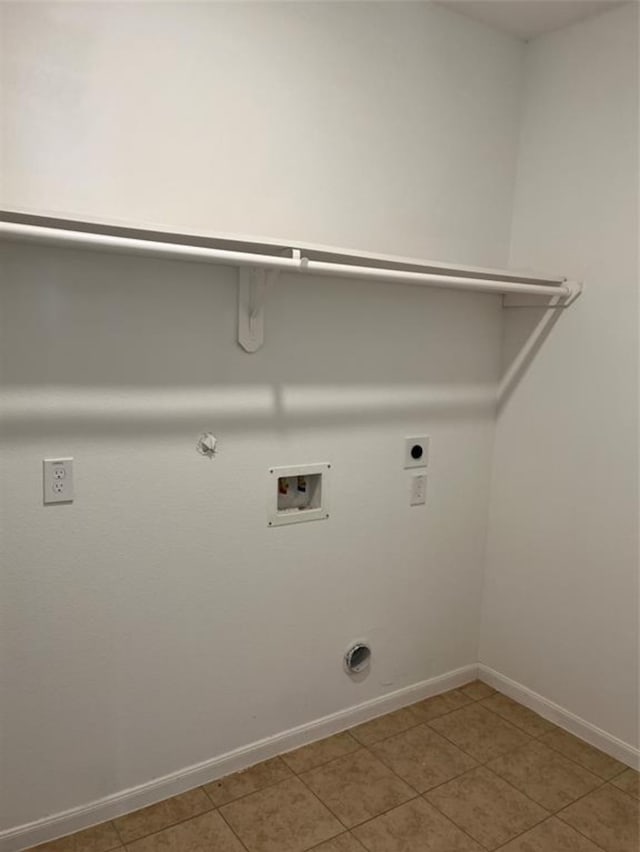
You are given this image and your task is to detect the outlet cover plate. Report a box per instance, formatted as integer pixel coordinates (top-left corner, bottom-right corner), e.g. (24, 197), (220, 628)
(404, 436), (429, 469)
(410, 474), (427, 506)
(43, 458), (74, 504)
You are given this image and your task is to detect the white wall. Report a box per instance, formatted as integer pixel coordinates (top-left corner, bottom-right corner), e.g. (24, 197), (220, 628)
(1, 0), (522, 263)
(481, 3), (639, 749)
(0, 2), (524, 833)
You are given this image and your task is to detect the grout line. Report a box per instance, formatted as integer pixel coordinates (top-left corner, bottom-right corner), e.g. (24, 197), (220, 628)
(216, 806), (252, 852)
(477, 696), (555, 740)
(28, 821), (125, 852)
(384, 757), (476, 798)
(414, 702), (623, 839)
(420, 760), (613, 852)
(605, 778), (640, 803)
(490, 815), (608, 852)
(552, 779), (613, 852)
(295, 769), (355, 829)
(425, 690), (632, 784)
(349, 718), (425, 749)
(611, 765), (638, 781)
(420, 719), (483, 760)
(112, 797), (218, 850)
(479, 737), (607, 799)
(555, 776), (628, 813)
(281, 732), (361, 775)
(360, 747), (424, 799)
(108, 831), (123, 852)
(472, 683), (619, 764)
(458, 702), (537, 742)
(305, 830), (364, 851)
(110, 817), (126, 847)
(350, 680), (496, 751)
(609, 766), (630, 781)
(201, 784), (217, 809)
(346, 687), (481, 749)
(110, 791), (252, 852)
(479, 671), (639, 770)
(296, 756), (423, 834)
(421, 764), (551, 850)
(419, 792), (497, 851)
(296, 767), (389, 832)
(478, 764), (553, 817)
(200, 760), (294, 809)
(422, 715), (533, 765)
(477, 737), (631, 852)
(518, 734), (624, 784)
(348, 799), (489, 852)
(532, 735), (628, 782)
(565, 779), (611, 805)
(294, 733), (537, 852)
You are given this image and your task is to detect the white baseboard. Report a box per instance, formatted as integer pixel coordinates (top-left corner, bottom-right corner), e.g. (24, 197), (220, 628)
(1, 664), (478, 852)
(479, 664), (640, 771)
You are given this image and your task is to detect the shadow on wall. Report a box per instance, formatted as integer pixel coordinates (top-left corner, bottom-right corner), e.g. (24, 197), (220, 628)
(0, 241), (569, 438)
(0, 383), (498, 440)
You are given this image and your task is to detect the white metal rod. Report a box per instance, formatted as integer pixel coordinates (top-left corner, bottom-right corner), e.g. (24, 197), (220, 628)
(0, 222), (303, 272)
(302, 260), (572, 297)
(0, 221), (572, 298)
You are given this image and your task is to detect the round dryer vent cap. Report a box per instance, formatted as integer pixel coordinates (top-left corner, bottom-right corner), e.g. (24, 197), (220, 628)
(344, 642), (371, 674)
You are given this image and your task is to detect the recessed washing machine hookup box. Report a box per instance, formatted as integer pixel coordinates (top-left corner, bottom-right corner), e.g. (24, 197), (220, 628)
(268, 463), (331, 527)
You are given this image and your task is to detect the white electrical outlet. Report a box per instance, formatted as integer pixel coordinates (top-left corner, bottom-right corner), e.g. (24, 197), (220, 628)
(410, 474), (427, 506)
(43, 458), (74, 504)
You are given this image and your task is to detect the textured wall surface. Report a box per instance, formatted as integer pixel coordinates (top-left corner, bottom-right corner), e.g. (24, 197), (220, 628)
(482, 2), (639, 748)
(0, 2), (524, 831)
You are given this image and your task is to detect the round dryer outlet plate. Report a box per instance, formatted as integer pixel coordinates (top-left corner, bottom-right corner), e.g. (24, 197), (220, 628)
(404, 436), (429, 468)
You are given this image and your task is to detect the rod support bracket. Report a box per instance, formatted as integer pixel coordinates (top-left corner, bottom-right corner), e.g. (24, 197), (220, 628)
(238, 267), (279, 352)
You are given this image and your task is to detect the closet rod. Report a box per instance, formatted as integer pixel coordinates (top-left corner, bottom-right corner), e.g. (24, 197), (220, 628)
(0, 222), (302, 273)
(300, 260), (573, 297)
(0, 221), (577, 299)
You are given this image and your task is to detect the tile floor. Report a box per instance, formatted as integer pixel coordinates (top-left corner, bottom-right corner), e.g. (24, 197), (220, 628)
(30, 680), (639, 852)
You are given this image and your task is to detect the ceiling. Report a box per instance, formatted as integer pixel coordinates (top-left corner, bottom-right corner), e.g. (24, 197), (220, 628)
(438, 0), (626, 40)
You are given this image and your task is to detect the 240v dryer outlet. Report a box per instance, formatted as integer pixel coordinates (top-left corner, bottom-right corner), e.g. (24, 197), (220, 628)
(404, 436), (429, 468)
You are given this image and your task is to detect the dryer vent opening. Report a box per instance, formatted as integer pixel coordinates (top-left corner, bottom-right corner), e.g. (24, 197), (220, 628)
(344, 642), (371, 674)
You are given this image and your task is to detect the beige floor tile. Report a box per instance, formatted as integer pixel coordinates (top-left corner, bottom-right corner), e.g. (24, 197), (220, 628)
(559, 784), (640, 852)
(352, 798), (483, 851)
(425, 766), (547, 849)
(539, 728), (627, 779)
(30, 822), (121, 851)
(220, 776), (342, 852)
(124, 810), (244, 852)
(204, 756), (292, 806)
(350, 707), (423, 747)
(310, 834), (367, 851)
(411, 689), (473, 722)
(487, 741), (601, 812)
(460, 680), (495, 701)
(283, 732), (360, 774)
(428, 703), (531, 762)
(301, 748), (415, 828)
(113, 788), (211, 843)
(496, 816), (603, 851)
(480, 694), (555, 738)
(610, 767), (640, 799)
(371, 724), (477, 792)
